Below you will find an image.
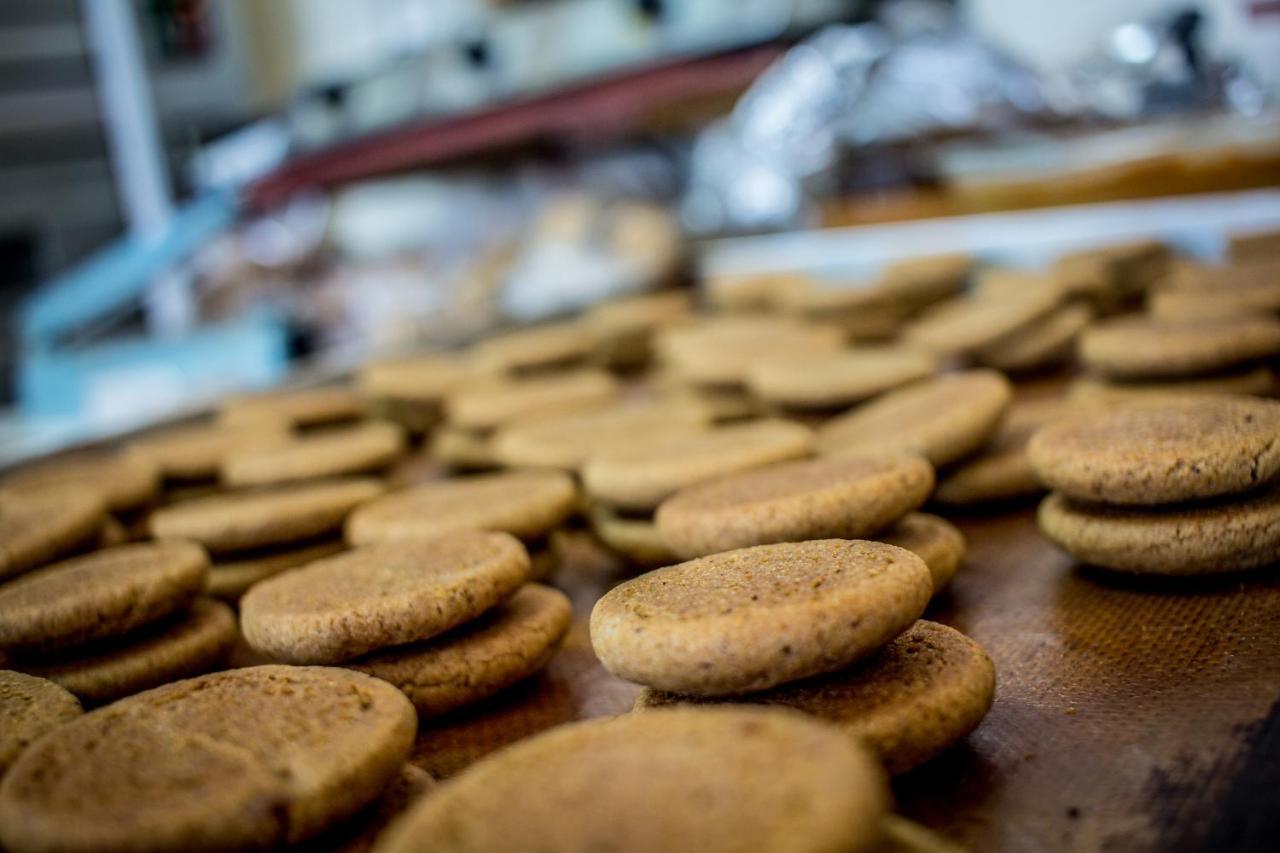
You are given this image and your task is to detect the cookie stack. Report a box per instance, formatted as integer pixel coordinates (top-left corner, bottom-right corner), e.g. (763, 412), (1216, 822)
(0, 541), (236, 705)
(1030, 396), (1280, 575)
(240, 530), (571, 719)
(590, 539), (994, 774)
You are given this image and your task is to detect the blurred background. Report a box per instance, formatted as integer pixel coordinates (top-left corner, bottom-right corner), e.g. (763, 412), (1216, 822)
(2, 0), (1278, 461)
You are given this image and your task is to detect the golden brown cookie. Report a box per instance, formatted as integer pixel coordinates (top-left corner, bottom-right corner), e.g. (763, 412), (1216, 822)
(221, 421), (406, 488)
(207, 539), (346, 602)
(1028, 396), (1280, 506)
(359, 354), (472, 434)
(149, 477), (384, 554)
(130, 420), (292, 481)
(491, 398), (713, 471)
(347, 470), (576, 545)
(348, 584), (571, 717)
(703, 271), (813, 312)
(0, 665), (415, 851)
(0, 670), (82, 777)
(12, 598), (236, 705)
(220, 385), (365, 428)
(1038, 487), (1280, 574)
(655, 316), (845, 387)
(445, 369), (619, 432)
(746, 347), (938, 410)
(975, 303), (1093, 373)
(637, 621), (993, 774)
(431, 426), (499, 470)
(583, 418), (814, 512)
(375, 707), (889, 853)
(879, 254), (972, 303)
(1078, 315), (1280, 380)
(241, 532), (530, 663)
(903, 286), (1061, 356)
(655, 454), (934, 559)
(1068, 366), (1277, 404)
(0, 485), (105, 581)
(877, 513), (965, 592)
(587, 504), (678, 568)
(817, 370), (1012, 467)
(933, 396), (1070, 506)
(0, 542), (209, 652)
(591, 540), (932, 695)
(585, 290), (695, 368)
(468, 321), (594, 374)
(3, 450), (161, 513)
(1150, 279), (1280, 322)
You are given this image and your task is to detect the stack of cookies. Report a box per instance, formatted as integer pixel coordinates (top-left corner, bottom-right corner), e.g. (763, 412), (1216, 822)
(590, 538), (994, 775)
(0, 541), (236, 705)
(240, 530), (572, 719)
(1030, 395), (1280, 575)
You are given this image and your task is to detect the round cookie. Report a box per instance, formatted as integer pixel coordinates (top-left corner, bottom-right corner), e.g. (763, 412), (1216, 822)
(3, 450), (160, 513)
(587, 505), (678, 568)
(130, 420), (292, 481)
(347, 470), (576, 545)
(703, 271), (813, 312)
(150, 477), (384, 554)
(1078, 315), (1280, 380)
(877, 513), (965, 592)
(221, 421), (406, 488)
(220, 385), (365, 428)
(491, 398), (713, 471)
(348, 584), (571, 717)
(208, 540), (346, 602)
(13, 598), (237, 705)
(0, 665), (415, 851)
(590, 539), (932, 695)
(0, 671), (82, 777)
(903, 286), (1061, 356)
(1038, 487), (1280, 575)
(746, 347), (938, 410)
(0, 485), (104, 581)
(359, 354), (472, 434)
(468, 321), (593, 374)
(445, 369), (619, 431)
(241, 531), (530, 663)
(1150, 280), (1280, 322)
(1028, 396), (1280, 506)
(583, 418), (815, 512)
(655, 316), (845, 387)
(975, 303), (1093, 373)
(655, 454), (934, 559)
(375, 707), (889, 853)
(817, 370), (1012, 467)
(585, 290), (694, 368)
(637, 621), (993, 774)
(933, 396), (1070, 506)
(0, 542), (209, 652)
(431, 426), (499, 470)
(1068, 366), (1277, 404)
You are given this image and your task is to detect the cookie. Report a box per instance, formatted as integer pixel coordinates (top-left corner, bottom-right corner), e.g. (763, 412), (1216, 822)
(934, 396), (1070, 506)
(150, 477), (384, 554)
(585, 290), (694, 368)
(1230, 229), (1280, 263)
(220, 385), (365, 428)
(222, 421), (406, 488)
(375, 707), (888, 853)
(817, 370), (1012, 467)
(587, 504), (678, 568)
(431, 426), (499, 470)
(877, 513), (965, 592)
(12, 598), (236, 705)
(655, 454), (934, 559)
(703, 271), (813, 312)
(903, 286), (1061, 356)
(1028, 396), (1280, 506)
(655, 316), (845, 387)
(637, 621), (993, 774)
(1052, 240), (1169, 307)
(3, 450), (161, 513)
(591, 539), (932, 695)
(1038, 487), (1280, 574)
(1069, 366), (1276, 404)
(0, 542), (209, 652)
(347, 470), (576, 545)
(348, 584), (571, 716)
(0, 485), (104, 581)
(0, 671), (82, 777)
(0, 665), (415, 851)
(879, 253), (972, 303)
(208, 540), (346, 602)
(1078, 315), (1280, 380)
(304, 764), (436, 853)
(975, 303), (1093, 373)
(1150, 279), (1280, 322)
(583, 418), (814, 512)
(746, 347), (938, 410)
(241, 531), (530, 663)
(130, 420), (292, 481)
(776, 286), (914, 341)
(491, 398), (713, 470)
(468, 321), (593, 374)
(359, 354), (472, 434)
(445, 369), (619, 432)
